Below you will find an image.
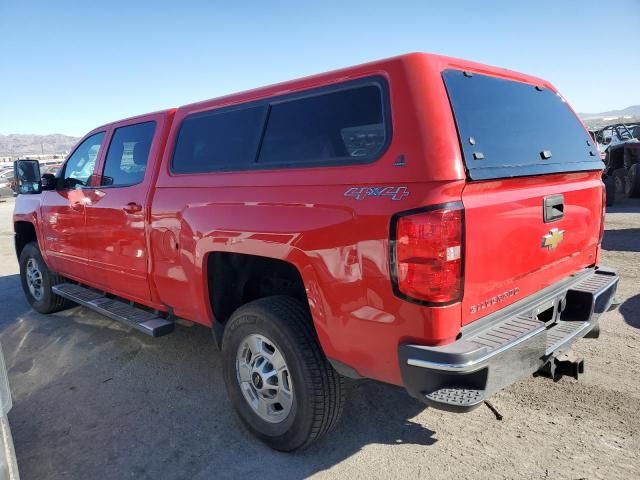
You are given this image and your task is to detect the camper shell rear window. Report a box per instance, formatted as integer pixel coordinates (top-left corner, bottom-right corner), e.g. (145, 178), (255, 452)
(442, 69), (603, 180)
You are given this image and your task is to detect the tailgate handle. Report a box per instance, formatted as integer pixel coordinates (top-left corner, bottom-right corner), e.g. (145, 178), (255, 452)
(544, 194), (564, 222)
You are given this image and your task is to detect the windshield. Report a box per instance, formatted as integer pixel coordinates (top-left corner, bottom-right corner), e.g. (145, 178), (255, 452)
(443, 69), (602, 180)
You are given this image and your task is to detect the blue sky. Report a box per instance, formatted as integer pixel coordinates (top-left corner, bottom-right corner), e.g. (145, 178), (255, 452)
(1, 0), (639, 136)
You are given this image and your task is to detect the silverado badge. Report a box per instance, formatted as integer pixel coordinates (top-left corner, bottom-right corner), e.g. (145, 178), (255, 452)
(541, 228), (564, 250)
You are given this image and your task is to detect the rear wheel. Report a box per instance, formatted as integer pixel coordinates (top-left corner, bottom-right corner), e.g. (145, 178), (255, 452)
(19, 242), (73, 314)
(624, 164), (640, 198)
(221, 296), (344, 451)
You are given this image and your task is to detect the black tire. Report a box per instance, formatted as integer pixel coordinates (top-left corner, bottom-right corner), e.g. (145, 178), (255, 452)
(19, 241), (73, 314)
(613, 168), (626, 194)
(221, 296), (344, 451)
(624, 164), (640, 198)
(604, 177), (616, 207)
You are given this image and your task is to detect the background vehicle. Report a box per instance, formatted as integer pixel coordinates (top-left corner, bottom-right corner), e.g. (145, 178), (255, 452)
(12, 53), (618, 451)
(0, 169), (16, 198)
(596, 123), (640, 205)
(0, 169), (14, 184)
(40, 163), (63, 176)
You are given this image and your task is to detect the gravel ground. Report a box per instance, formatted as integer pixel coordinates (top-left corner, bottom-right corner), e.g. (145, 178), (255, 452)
(0, 196), (638, 480)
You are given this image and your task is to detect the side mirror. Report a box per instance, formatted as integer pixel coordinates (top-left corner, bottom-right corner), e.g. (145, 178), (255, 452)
(13, 160), (42, 195)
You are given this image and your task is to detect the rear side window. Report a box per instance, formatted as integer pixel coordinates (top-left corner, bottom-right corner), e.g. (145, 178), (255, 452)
(172, 106), (267, 173)
(170, 78), (389, 174)
(258, 85), (386, 166)
(102, 121), (156, 186)
(443, 70), (602, 180)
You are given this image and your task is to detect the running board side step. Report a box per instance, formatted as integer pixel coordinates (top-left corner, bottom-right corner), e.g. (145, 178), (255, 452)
(52, 284), (174, 337)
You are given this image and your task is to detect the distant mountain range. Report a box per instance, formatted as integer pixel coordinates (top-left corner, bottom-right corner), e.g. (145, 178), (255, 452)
(579, 105), (640, 122)
(579, 106), (640, 130)
(0, 133), (79, 157)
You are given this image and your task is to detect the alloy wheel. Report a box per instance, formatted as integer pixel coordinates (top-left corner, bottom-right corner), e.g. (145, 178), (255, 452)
(236, 334), (293, 423)
(25, 257), (44, 301)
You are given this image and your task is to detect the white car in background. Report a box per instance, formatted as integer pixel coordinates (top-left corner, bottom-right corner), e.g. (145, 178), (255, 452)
(0, 169), (14, 184)
(0, 169), (16, 197)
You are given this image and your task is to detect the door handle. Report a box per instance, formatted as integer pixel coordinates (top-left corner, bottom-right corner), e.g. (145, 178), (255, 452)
(543, 194), (564, 222)
(123, 202), (143, 214)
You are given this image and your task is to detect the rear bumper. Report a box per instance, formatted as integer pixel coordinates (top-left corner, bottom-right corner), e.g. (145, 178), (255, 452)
(398, 267), (619, 412)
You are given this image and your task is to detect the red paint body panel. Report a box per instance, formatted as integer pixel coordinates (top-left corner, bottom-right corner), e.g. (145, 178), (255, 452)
(461, 171), (601, 324)
(13, 53), (604, 387)
(83, 110), (175, 304)
(38, 128), (109, 280)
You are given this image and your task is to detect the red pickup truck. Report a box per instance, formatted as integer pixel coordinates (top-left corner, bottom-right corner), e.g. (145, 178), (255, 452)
(13, 53), (619, 451)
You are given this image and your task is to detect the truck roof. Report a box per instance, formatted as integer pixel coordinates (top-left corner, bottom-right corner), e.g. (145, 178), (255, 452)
(91, 108), (176, 133)
(176, 52), (552, 116)
(90, 52), (552, 135)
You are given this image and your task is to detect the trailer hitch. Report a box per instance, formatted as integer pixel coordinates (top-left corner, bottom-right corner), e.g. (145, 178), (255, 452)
(537, 351), (584, 382)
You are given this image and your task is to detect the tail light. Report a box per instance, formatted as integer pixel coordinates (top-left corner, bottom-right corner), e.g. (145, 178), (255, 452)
(598, 183), (606, 245)
(390, 203), (464, 305)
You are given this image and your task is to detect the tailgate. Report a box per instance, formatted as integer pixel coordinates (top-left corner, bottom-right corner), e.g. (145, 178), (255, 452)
(461, 171), (602, 324)
(441, 68), (604, 325)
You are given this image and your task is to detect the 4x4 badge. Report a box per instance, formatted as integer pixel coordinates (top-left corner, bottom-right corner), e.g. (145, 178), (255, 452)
(541, 228), (564, 250)
(344, 186), (409, 201)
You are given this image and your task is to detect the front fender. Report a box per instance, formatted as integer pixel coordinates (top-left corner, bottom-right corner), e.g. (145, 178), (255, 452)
(12, 194), (45, 261)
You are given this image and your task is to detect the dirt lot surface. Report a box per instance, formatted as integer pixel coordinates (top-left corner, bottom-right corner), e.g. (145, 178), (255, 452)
(0, 196), (638, 479)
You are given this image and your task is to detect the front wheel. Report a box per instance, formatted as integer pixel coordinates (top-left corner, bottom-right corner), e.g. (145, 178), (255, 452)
(221, 296), (344, 451)
(19, 242), (73, 314)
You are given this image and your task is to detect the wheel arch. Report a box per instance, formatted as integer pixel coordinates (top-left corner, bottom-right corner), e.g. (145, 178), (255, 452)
(203, 250), (335, 358)
(14, 220), (38, 260)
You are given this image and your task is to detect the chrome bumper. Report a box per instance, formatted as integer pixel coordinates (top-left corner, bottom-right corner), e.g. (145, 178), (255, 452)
(398, 267), (619, 412)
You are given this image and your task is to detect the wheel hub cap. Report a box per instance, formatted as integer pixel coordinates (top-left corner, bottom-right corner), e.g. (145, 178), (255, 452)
(25, 258), (43, 301)
(236, 334), (293, 423)
(252, 372), (263, 389)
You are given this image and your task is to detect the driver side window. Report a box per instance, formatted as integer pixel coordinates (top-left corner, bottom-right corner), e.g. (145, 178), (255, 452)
(62, 132), (105, 189)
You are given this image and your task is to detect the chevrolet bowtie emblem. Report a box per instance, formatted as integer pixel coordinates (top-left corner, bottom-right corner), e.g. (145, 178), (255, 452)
(541, 228), (564, 250)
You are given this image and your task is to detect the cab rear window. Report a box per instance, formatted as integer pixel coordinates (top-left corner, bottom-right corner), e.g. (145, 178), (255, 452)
(443, 70), (603, 180)
(171, 106), (266, 174)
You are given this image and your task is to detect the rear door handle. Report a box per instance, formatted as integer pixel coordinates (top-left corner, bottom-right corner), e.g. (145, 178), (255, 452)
(543, 194), (564, 222)
(123, 202), (142, 214)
